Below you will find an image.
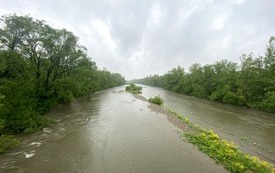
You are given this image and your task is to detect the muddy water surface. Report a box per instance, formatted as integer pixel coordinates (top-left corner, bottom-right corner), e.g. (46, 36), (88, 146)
(0, 87), (227, 173)
(141, 85), (275, 163)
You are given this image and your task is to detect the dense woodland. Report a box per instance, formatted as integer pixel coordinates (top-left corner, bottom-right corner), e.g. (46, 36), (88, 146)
(0, 14), (125, 150)
(134, 36), (275, 113)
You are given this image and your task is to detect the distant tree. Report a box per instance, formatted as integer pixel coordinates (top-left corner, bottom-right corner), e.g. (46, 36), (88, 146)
(265, 36), (275, 75)
(136, 36), (275, 113)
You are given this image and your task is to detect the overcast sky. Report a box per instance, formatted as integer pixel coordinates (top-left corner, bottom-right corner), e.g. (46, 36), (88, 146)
(0, 0), (274, 79)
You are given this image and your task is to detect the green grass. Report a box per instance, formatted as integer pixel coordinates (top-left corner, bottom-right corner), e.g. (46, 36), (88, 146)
(149, 95), (164, 105)
(163, 106), (275, 173)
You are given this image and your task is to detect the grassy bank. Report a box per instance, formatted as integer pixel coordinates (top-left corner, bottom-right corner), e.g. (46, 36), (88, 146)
(163, 107), (275, 173)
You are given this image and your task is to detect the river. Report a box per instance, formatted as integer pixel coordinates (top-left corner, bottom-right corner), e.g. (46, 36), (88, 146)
(141, 85), (275, 164)
(0, 85), (274, 172)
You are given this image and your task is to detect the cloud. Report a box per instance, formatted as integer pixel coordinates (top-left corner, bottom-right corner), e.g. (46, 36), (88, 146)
(91, 19), (117, 51)
(0, 0), (274, 79)
(211, 13), (230, 31)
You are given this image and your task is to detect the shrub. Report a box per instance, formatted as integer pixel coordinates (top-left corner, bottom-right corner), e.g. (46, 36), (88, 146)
(259, 91), (275, 113)
(149, 95), (163, 105)
(0, 135), (20, 153)
(125, 83), (142, 94)
(223, 92), (238, 104)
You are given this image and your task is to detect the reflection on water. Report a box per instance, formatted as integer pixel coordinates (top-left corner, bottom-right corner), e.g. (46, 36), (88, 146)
(0, 87), (227, 173)
(141, 85), (275, 163)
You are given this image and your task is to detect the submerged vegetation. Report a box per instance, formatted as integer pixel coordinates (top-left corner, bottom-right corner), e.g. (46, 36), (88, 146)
(125, 83), (142, 94)
(133, 36), (275, 113)
(148, 95), (163, 105)
(0, 14), (125, 152)
(164, 107), (275, 173)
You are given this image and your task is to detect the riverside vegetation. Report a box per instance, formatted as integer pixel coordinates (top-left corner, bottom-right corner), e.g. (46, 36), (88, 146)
(133, 36), (275, 113)
(148, 95), (274, 172)
(125, 83), (142, 94)
(154, 101), (275, 173)
(148, 95), (163, 105)
(0, 14), (125, 153)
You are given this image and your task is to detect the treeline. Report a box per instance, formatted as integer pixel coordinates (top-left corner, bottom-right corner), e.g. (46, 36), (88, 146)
(0, 14), (125, 137)
(134, 36), (275, 113)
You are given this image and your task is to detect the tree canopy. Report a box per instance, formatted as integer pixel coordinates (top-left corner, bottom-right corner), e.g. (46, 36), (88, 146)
(0, 14), (125, 137)
(134, 37), (275, 113)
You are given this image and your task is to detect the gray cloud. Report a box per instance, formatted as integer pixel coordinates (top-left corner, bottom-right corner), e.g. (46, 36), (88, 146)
(0, 0), (274, 79)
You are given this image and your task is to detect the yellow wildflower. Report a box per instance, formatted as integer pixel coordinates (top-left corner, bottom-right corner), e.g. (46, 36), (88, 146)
(251, 156), (260, 163)
(234, 162), (245, 171)
(261, 161), (272, 168)
(208, 130), (214, 134)
(211, 133), (219, 140)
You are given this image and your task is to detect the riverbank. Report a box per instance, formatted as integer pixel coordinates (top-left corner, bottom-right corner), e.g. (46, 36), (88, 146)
(0, 14), (126, 155)
(133, 94), (275, 173)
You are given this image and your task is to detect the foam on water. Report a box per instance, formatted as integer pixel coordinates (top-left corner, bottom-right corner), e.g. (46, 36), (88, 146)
(24, 151), (35, 159)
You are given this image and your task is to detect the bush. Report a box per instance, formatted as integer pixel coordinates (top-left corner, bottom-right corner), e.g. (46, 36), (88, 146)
(23, 115), (54, 134)
(0, 135), (20, 153)
(125, 83), (142, 94)
(2, 109), (54, 134)
(223, 92), (238, 104)
(259, 91), (275, 113)
(149, 95), (163, 105)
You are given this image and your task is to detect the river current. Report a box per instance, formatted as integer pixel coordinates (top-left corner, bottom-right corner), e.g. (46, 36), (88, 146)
(1, 85), (274, 172)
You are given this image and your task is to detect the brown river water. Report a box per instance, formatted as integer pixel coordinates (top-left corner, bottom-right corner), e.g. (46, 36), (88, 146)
(0, 85), (274, 173)
(141, 85), (275, 163)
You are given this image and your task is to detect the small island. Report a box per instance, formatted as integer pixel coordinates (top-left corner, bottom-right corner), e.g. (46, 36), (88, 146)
(125, 84), (142, 94)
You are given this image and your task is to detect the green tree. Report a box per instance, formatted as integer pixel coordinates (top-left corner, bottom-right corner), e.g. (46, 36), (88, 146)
(0, 14), (125, 152)
(136, 36), (275, 113)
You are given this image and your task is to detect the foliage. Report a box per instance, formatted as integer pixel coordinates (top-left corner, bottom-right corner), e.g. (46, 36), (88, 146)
(0, 116), (20, 153)
(185, 131), (274, 173)
(0, 14), (125, 153)
(258, 91), (275, 112)
(164, 106), (275, 173)
(133, 37), (275, 113)
(148, 95), (163, 105)
(125, 83), (142, 94)
(166, 108), (192, 125)
(0, 135), (20, 154)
